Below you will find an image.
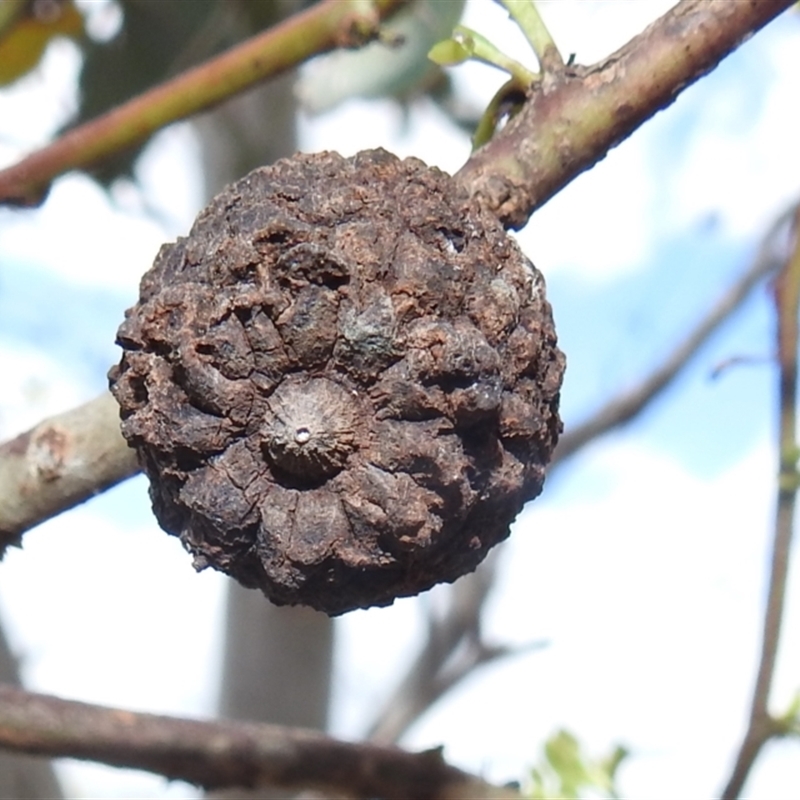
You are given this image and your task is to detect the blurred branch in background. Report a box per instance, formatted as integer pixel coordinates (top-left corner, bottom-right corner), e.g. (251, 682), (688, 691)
(720, 206), (800, 799)
(367, 551), (546, 745)
(0, 0), (407, 205)
(552, 202), (799, 469)
(0, 683), (520, 800)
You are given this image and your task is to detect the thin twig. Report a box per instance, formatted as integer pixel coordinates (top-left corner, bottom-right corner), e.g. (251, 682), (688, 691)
(367, 553), (547, 745)
(0, 0), (407, 206)
(552, 204), (797, 469)
(367, 557), (497, 744)
(0, 684), (520, 800)
(719, 208), (800, 799)
(710, 354), (770, 381)
(458, 0), (795, 229)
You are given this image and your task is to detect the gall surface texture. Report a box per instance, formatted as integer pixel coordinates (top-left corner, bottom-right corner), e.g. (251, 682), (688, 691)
(109, 149), (564, 614)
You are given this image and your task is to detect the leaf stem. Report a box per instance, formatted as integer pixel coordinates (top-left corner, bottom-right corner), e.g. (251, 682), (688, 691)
(472, 78), (528, 150)
(497, 0), (563, 71)
(453, 24), (538, 85)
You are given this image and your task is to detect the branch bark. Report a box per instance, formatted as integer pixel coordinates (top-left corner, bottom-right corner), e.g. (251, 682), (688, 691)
(0, 630), (62, 799)
(0, 392), (138, 554)
(456, 0), (794, 228)
(0, 684), (518, 800)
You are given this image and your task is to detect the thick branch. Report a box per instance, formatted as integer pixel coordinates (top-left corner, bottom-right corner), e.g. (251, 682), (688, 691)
(0, 392), (138, 553)
(0, 629), (63, 798)
(720, 208), (800, 799)
(0, 0), (406, 206)
(0, 684), (518, 800)
(456, 0), (794, 229)
(552, 204), (796, 468)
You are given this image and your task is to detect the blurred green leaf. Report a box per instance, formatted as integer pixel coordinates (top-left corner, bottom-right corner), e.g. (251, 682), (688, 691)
(527, 729), (628, 800)
(0, 0), (83, 86)
(428, 37), (471, 66)
(776, 689), (800, 736)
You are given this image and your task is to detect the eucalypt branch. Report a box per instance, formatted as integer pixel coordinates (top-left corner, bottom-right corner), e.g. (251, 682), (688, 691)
(428, 0), (563, 149)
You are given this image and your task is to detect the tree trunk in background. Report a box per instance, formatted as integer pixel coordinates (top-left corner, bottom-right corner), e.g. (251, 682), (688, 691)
(194, 61), (335, 800)
(0, 625), (63, 799)
(209, 589), (334, 800)
(195, 73), (299, 202)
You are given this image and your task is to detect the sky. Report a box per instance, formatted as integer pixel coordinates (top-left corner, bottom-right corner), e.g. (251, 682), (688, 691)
(0, 1), (799, 798)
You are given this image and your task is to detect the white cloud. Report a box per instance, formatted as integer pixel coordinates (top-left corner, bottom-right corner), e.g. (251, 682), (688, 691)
(517, 129), (658, 281)
(664, 28), (800, 245)
(0, 344), (90, 437)
(0, 174), (165, 293)
(0, 497), (226, 717)
(540, 0), (679, 63)
(299, 96), (473, 176)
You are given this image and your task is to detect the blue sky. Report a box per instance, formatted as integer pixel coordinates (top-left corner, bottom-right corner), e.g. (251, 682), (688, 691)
(0, 1), (799, 798)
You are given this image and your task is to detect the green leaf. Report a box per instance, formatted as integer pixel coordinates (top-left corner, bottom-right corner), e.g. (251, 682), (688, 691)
(526, 729), (628, 800)
(776, 689), (800, 735)
(428, 38), (471, 66)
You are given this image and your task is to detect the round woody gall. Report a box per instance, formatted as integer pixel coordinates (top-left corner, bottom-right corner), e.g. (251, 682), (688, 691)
(109, 149), (565, 615)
